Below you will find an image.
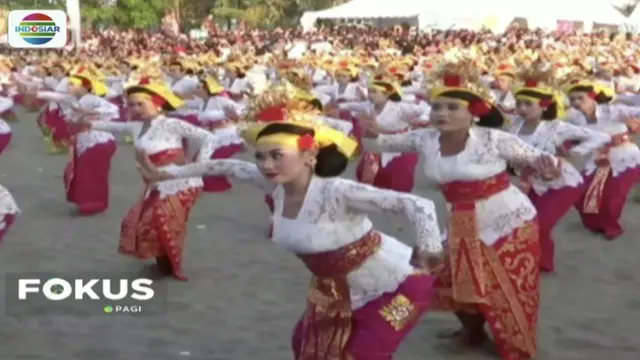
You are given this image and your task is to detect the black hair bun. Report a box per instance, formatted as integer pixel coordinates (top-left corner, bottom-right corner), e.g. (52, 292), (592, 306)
(314, 144), (348, 177)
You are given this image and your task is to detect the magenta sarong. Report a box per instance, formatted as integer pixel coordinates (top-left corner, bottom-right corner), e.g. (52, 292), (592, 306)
(528, 185), (584, 272)
(355, 152), (419, 192)
(64, 139), (117, 215)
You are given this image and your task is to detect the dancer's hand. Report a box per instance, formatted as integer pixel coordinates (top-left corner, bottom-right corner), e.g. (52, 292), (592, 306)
(135, 149), (174, 182)
(411, 247), (444, 273)
(534, 154), (561, 180)
(358, 112), (380, 138)
(223, 105), (239, 121)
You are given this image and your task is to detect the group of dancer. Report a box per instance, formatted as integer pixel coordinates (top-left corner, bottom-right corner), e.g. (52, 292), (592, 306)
(0, 47), (638, 360)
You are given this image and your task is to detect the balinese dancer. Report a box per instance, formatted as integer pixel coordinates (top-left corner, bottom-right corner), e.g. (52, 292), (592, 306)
(0, 106), (18, 244)
(490, 62), (517, 115)
(136, 84), (444, 359)
(363, 60), (564, 360)
(347, 74), (428, 192)
(32, 72), (118, 215)
(0, 96), (14, 155)
(33, 64), (71, 155)
(316, 60), (367, 146)
(223, 61), (253, 104)
(510, 66), (611, 272)
(193, 77), (246, 193)
(0, 97), (14, 155)
(564, 78), (640, 239)
(250, 84), (355, 237)
(80, 82), (217, 280)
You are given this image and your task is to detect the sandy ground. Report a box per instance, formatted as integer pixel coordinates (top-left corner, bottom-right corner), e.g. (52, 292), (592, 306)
(0, 109), (639, 360)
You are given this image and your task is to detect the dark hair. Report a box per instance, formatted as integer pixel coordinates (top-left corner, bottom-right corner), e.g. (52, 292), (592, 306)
(256, 123), (348, 177)
(388, 93), (402, 102)
(515, 89), (558, 120)
(306, 98), (323, 111)
(570, 85), (612, 104)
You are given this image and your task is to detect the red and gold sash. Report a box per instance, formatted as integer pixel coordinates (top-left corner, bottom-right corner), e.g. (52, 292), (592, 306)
(120, 148), (187, 245)
(582, 133), (630, 214)
(295, 231), (381, 360)
(439, 172), (510, 303)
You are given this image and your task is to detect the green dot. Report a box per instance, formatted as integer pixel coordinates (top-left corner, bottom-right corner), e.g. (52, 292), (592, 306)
(103, 306), (113, 313)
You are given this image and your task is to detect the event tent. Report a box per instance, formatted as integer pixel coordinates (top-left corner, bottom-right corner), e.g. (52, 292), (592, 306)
(301, 0), (628, 32)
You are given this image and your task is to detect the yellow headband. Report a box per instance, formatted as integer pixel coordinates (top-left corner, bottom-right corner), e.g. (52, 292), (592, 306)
(246, 124), (357, 158)
(515, 94), (543, 103)
(129, 92), (154, 103)
(515, 93), (566, 119)
(68, 77), (82, 86)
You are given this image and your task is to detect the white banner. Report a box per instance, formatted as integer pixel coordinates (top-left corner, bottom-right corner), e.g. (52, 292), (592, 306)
(66, 0), (81, 48)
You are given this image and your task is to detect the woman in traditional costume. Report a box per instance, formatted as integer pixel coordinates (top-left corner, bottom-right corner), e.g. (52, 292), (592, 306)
(192, 77), (246, 193)
(363, 60), (563, 360)
(0, 106), (18, 244)
(340, 73), (428, 192)
(564, 78), (640, 239)
(223, 61), (253, 104)
(80, 82), (217, 280)
(316, 60), (367, 147)
(490, 62), (517, 115)
(29, 71), (119, 215)
(509, 66), (611, 272)
(0, 96), (14, 155)
(136, 84), (444, 359)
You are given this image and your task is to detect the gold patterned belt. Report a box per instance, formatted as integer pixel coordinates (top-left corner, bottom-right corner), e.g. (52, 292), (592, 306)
(583, 132), (630, 214)
(295, 231), (381, 360)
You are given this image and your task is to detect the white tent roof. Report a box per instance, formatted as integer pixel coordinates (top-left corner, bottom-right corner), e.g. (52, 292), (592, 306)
(301, 0), (627, 31)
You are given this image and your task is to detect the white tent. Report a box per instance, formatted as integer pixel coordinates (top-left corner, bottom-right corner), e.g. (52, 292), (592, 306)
(624, 6), (640, 32)
(301, 0), (628, 32)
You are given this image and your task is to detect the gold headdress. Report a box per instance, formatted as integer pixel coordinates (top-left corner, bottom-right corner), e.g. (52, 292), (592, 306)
(514, 63), (566, 120)
(239, 85), (357, 158)
(430, 59), (507, 128)
(561, 69), (615, 104)
(369, 72), (402, 97)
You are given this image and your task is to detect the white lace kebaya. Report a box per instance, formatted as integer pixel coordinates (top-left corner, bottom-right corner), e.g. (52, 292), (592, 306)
(508, 117), (611, 194)
(375, 126), (561, 245)
(90, 116), (218, 199)
(163, 160), (443, 309)
(565, 104), (640, 176)
(36, 91), (119, 155)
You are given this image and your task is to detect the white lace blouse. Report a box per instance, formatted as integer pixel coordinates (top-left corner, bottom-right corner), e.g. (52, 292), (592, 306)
(508, 118), (611, 194)
(339, 100), (429, 166)
(565, 104), (640, 176)
(164, 161), (442, 309)
(36, 92), (118, 155)
(376, 127), (557, 245)
(91, 116), (218, 198)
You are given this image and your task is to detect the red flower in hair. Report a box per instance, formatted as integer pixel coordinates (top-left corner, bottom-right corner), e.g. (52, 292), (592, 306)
(388, 66), (398, 73)
(524, 79), (538, 87)
(538, 98), (552, 108)
(297, 134), (315, 150)
(468, 100), (491, 117)
(443, 74), (462, 87)
(139, 76), (150, 85)
(497, 64), (510, 71)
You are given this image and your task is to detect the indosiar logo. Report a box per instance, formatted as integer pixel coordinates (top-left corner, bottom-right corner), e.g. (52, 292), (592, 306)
(8, 10), (67, 48)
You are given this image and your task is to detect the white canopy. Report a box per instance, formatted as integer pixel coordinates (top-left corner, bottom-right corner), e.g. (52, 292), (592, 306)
(301, 0), (628, 32)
